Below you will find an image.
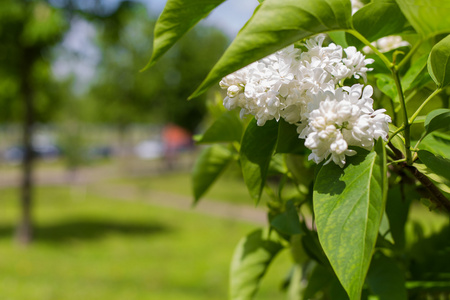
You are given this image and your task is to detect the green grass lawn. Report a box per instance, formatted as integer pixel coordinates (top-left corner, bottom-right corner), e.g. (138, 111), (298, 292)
(0, 186), (292, 300)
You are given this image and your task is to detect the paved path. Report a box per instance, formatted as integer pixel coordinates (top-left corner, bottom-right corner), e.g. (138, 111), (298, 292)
(0, 165), (267, 225)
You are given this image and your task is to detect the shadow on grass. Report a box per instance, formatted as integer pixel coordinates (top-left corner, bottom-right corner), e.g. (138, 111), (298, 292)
(0, 218), (172, 243)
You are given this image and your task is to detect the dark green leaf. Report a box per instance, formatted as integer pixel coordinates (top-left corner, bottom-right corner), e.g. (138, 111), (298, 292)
(192, 144), (233, 204)
(143, 0), (225, 70)
(276, 119), (307, 154)
(196, 111), (243, 144)
(367, 252), (407, 300)
(394, 0), (450, 38)
(271, 200), (302, 235)
(348, 0), (406, 49)
(230, 228), (284, 300)
(190, 0), (352, 98)
(428, 34), (450, 88)
(304, 264), (334, 299)
(386, 185), (411, 250)
(313, 141), (387, 300)
(240, 119), (279, 202)
(424, 108), (450, 135)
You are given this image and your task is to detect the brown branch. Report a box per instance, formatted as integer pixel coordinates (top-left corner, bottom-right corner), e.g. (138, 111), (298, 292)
(404, 164), (450, 213)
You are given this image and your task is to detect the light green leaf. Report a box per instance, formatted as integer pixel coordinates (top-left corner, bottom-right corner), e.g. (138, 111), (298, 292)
(230, 229), (284, 300)
(270, 200), (302, 235)
(143, 0), (225, 71)
(419, 132), (450, 160)
(427, 34), (450, 88)
(240, 119), (279, 202)
(376, 73), (397, 101)
(424, 108), (450, 135)
(414, 154), (450, 198)
(401, 54), (429, 92)
(367, 253), (407, 300)
(192, 144), (233, 204)
(417, 150), (450, 184)
(313, 142), (387, 300)
(190, 0), (352, 98)
(196, 111), (243, 144)
(348, 0), (406, 48)
(394, 0), (450, 38)
(388, 124), (406, 157)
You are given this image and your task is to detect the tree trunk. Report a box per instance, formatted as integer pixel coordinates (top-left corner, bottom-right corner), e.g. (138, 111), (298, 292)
(15, 48), (35, 245)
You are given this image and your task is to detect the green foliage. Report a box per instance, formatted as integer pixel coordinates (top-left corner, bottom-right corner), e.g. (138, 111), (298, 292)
(428, 34), (450, 88)
(313, 142), (387, 300)
(143, 0), (225, 71)
(229, 229), (284, 300)
(190, 0), (352, 98)
(192, 145), (234, 203)
(240, 119), (279, 203)
(148, 0), (450, 299)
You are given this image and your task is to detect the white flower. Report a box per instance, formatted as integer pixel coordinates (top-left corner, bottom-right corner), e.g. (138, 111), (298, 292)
(218, 35), (385, 167)
(363, 36), (411, 53)
(300, 84), (391, 167)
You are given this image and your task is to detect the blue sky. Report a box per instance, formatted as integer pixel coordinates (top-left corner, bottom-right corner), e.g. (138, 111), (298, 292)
(145, 0), (259, 37)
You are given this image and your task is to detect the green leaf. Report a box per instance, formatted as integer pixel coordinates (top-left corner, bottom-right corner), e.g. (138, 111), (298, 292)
(196, 111), (243, 144)
(394, 0), (450, 38)
(240, 119), (279, 202)
(230, 228), (284, 300)
(313, 142), (387, 300)
(348, 0), (406, 49)
(376, 73), (397, 101)
(424, 108), (450, 135)
(190, 0), (352, 98)
(192, 144), (233, 204)
(427, 34), (450, 88)
(417, 150), (450, 184)
(276, 119), (307, 154)
(271, 200), (302, 235)
(414, 151), (450, 198)
(386, 185), (411, 250)
(367, 252), (407, 300)
(401, 54), (429, 92)
(388, 124), (406, 157)
(143, 0), (225, 71)
(419, 132), (450, 160)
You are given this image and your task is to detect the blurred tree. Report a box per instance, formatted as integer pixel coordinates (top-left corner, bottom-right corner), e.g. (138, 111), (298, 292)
(0, 0), (68, 244)
(86, 1), (229, 135)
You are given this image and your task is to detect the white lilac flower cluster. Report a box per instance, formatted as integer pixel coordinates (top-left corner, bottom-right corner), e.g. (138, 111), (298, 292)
(219, 34), (391, 167)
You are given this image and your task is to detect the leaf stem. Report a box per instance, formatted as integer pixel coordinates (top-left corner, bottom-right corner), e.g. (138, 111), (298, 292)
(388, 125), (405, 142)
(397, 38), (424, 70)
(387, 158), (406, 166)
(391, 67), (412, 165)
(408, 88), (443, 124)
(346, 30), (392, 69)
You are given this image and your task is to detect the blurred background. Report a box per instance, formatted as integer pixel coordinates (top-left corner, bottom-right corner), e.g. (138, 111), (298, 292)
(0, 0), (300, 299)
